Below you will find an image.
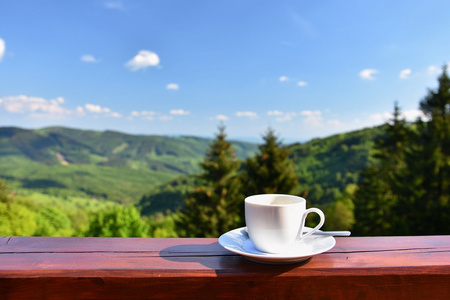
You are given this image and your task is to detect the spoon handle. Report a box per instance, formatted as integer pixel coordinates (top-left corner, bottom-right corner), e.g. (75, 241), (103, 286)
(244, 227), (351, 237)
(307, 230), (351, 236)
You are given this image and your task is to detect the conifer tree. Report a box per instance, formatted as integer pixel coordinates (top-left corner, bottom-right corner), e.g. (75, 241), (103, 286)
(355, 67), (450, 236)
(242, 127), (299, 195)
(413, 66), (450, 234)
(176, 125), (243, 237)
(353, 103), (410, 235)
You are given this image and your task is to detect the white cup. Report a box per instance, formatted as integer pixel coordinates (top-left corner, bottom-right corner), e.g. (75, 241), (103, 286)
(245, 194), (325, 253)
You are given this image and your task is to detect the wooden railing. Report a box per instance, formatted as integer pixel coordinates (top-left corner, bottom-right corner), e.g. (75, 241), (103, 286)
(0, 235), (449, 299)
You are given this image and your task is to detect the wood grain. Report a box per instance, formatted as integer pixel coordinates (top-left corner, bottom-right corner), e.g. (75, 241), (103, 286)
(1, 236), (449, 299)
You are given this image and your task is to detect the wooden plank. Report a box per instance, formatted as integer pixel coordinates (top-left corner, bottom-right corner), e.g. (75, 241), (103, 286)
(0, 237), (449, 274)
(0, 236), (449, 299)
(0, 236), (223, 253)
(0, 248), (449, 275)
(2, 236), (449, 253)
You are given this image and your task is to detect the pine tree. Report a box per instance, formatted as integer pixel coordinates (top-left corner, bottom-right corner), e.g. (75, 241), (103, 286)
(176, 125), (243, 237)
(353, 103), (410, 235)
(242, 127), (299, 195)
(355, 67), (450, 236)
(414, 66), (450, 234)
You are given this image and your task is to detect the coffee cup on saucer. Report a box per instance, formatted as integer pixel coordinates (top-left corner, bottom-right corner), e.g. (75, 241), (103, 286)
(245, 194), (325, 254)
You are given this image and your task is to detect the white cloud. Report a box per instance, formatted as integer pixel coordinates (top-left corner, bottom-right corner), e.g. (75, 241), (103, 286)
(301, 110), (321, 117)
(367, 111), (391, 124)
(170, 109), (190, 115)
(0, 95), (70, 117)
(267, 110), (296, 122)
(359, 69), (378, 80)
(0, 95), (124, 119)
(403, 109), (426, 121)
(399, 68), (412, 79)
(84, 103), (121, 118)
(85, 103), (110, 113)
(236, 111), (258, 118)
(279, 76), (289, 82)
(159, 115), (173, 121)
(357, 109), (427, 129)
(427, 65), (441, 76)
(215, 114), (228, 121)
(81, 54), (98, 63)
(277, 112), (297, 122)
(110, 112), (121, 118)
(166, 83), (179, 90)
(132, 110), (156, 116)
(297, 81), (308, 87)
(0, 38), (5, 61)
(130, 110), (158, 120)
(76, 106), (85, 115)
(301, 110), (323, 126)
(125, 50), (160, 71)
(267, 110), (284, 116)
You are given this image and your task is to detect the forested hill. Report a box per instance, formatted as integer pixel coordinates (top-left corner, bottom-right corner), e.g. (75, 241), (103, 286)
(0, 125), (385, 208)
(0, 126), (257, 168)
(139, 125), (386, 215)
(0, 126), (257, 202)
(289, 126), (385, 205)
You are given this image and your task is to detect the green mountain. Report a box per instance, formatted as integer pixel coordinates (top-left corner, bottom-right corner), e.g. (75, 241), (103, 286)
(138, 125), (386, 215)
(289, 125), (385, 206)
(1, 125), (385, 213)
(0, 126), (257, 203)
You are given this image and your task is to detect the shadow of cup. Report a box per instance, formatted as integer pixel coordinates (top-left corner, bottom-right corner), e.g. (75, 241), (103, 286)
(159, 241), (310, 275)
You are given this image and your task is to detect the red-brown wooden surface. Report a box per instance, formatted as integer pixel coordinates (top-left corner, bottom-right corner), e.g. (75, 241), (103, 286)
(0, 236), (449, 299)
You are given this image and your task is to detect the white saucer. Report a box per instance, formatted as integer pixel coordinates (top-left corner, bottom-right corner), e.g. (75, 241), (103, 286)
(218, 227), (336, 264)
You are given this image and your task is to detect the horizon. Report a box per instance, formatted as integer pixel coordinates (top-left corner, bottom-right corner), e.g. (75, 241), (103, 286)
(1, 1), (448, 141)
(0, 122), (381, 146)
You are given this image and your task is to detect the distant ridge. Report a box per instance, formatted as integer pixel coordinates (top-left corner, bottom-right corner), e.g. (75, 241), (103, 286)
(1, 126), (257, 168)
(0, 126), (258, 203)
(0, 125), (385, 211)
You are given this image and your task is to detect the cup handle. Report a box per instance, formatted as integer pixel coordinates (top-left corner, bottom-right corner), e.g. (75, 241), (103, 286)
(297, 208), (325, 239)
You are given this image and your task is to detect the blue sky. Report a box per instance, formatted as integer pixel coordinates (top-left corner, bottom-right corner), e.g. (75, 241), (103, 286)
(0, 0), (449, 142)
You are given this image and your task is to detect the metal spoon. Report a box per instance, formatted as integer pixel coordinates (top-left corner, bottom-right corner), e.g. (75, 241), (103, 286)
(303, 230), (351, 237)
(244, 227), (351, 237)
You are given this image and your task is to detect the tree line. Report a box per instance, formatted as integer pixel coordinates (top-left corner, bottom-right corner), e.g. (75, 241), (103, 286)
(0, 182), (178, 238)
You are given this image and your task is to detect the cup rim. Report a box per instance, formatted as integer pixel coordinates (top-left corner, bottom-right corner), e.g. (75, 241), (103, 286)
(244, 194), (305, 206)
